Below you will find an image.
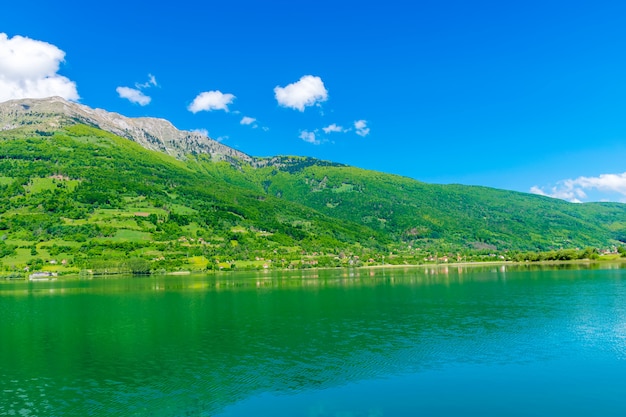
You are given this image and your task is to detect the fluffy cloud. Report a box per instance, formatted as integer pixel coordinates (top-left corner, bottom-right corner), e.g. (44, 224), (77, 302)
(240, 116), (257, 126)
(116, 74), (157, 106)
(116, 86), (151, 106)
(299, 130), (321, 145)
(0, 33), (79, 102)
(188, 90), (235, 113)
(531, 172), (626, 203)
(241, 116), (269, 130)
(354, 119), (370, 137)
(529, 185), (586, 203)
(322, 123), (346, 134)
(274, 75), (328, 111)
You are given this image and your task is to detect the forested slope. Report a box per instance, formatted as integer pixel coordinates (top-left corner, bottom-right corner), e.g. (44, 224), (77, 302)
(1, 114), (625, 275)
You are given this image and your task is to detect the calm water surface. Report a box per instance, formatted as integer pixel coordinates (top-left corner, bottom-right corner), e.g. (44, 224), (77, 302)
(1, 264), (626, 416)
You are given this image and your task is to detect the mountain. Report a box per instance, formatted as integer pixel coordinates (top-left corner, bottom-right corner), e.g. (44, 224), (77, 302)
(0, 96), (251, 163)
(0, 97), (625, 275)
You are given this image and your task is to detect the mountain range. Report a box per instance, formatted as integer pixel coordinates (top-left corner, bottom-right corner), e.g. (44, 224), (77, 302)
(1, 97), (625, 274)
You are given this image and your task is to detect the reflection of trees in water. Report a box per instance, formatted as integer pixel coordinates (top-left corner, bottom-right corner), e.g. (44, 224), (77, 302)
(1, 265), (622, 415)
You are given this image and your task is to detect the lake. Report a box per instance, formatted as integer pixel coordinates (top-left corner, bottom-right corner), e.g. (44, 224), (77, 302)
(1, 264), (626, 416)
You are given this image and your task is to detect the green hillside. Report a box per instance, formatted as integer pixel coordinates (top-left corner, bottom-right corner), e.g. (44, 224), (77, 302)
(252, 160), (626, 251)
(1, 123), (625, 276)
(0, 125), (387, 274)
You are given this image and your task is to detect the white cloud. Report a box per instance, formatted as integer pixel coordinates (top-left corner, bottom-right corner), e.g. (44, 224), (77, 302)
(274, 75), (328, 111)
(190, 129), (228, 142)
(191, 128), (210, 138)
(0, 33), (79, 102)
(299, 130), (321, 145)
(188, 90), (235, 113)
(530, 172), (626, 203)
(354, 119), (370, 137)
(136, 74), (157, 89)
(240, 115), (268, 130)
(117, 74), (157, 105)
(323, 123), (346, 134)
(529, 185), (585, 203)
(240, 116), (257, 126)
(116, 86), (151, 106)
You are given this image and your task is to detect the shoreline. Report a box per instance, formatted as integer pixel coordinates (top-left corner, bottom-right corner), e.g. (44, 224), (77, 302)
(362, 257), (626, 269)
(2, 257), (625, 282)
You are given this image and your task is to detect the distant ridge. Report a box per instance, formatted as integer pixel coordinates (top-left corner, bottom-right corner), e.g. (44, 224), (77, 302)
(0, 96), (252, 163)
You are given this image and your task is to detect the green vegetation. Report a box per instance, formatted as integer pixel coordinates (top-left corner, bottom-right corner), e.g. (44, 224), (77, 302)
(252, 162), (626, 252)
(1, 123), (626, 277)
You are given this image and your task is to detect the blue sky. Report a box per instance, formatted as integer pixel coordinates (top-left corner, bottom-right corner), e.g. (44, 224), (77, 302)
(2, 0), (626, 202)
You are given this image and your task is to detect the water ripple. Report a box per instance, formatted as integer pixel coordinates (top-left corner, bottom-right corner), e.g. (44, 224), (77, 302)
(2, 266), (626, 415)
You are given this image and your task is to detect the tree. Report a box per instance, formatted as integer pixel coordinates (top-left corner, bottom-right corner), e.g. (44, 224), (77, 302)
(126, 258), (151, 275)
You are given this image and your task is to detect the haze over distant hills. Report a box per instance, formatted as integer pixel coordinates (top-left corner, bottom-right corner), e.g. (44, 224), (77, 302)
(1, 97), (625, 274)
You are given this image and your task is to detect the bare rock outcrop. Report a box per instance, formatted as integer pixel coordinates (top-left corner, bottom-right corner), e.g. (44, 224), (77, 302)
(0, 96), (252, 163)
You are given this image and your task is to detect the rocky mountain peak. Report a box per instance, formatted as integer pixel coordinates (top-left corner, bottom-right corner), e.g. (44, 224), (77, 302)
(0, 96), (252, 164)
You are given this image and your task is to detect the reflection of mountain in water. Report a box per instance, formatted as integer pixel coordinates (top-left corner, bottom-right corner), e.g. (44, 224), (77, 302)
(1, 265), (624, 415)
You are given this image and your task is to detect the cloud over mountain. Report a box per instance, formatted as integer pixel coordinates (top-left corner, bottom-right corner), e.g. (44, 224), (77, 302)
(531, 172), (626, 203)
(299, 130), (321, 145)
(274, 75), (328, 111)
(0, 33), (79, 102)
(116, 74), (158, 106)
(354, 120), (370, 137)
(240, 116), (257, 126)
(188, 90), (236, 113)
(116, 86), (151, 106)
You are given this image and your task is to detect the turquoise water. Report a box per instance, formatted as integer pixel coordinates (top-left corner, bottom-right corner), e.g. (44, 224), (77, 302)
(1, 264), (626, 416)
